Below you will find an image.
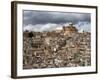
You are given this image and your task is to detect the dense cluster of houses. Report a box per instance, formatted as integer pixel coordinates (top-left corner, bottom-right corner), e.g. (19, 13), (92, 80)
(23, 24), (91, 69)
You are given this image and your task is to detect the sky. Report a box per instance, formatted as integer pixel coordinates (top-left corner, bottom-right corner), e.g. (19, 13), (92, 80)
(23, 10), (91, 32)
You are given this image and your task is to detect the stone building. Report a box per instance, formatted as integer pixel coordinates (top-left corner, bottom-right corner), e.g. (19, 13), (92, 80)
(23, 23), (91, 69)
(63, 23), (78, 35)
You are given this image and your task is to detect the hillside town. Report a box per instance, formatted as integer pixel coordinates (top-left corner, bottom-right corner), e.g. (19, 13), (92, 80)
(23, 23), (91, 69)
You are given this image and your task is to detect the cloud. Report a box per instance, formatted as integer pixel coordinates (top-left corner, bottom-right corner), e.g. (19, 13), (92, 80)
(75, 22), (91, 32)
(23, 10), (91, 26)
(24, 23), (62, 32)
(24, 22), (91, 32)
(23, 10), (91, 32)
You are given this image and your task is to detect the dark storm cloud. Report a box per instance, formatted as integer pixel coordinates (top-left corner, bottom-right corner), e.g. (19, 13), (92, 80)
(23, 10), (91, 26)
